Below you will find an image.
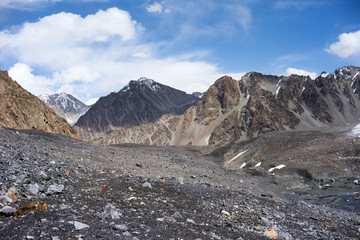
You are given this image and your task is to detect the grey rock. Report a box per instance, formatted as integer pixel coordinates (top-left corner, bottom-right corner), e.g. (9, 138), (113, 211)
(100, 203), (122, 220)
(28, 183), (39, 195)
(0, 206), (16, 214)
(178, 177), (184, 185)
(46, 184), (64, 195)
(123, 231), (131, 237)
(113, 224), (129, 231)
(142, 182), (152, 189)
(186, 218), (196, 225)
(68, 221), (90, 230)
(171, 212), (183, 219)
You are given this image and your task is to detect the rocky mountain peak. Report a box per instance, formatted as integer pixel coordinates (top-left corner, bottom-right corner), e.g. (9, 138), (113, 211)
(332, 66), (360, 81)
(39, 92), (90, 126)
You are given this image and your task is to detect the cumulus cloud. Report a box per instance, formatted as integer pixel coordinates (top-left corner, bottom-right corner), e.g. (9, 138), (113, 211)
(326, 30), (360, 58)
(286, 67), (317, 79)
(0, 7), (225, 103)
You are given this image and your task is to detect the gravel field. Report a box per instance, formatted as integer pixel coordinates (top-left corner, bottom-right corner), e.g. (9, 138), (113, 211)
(0, 129), (359, 239)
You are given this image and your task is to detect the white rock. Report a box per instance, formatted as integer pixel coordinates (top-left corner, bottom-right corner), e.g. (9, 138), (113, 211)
(142, 182), (152, 189)
(0, 206), (16, 214)
(28, 183), (39, 195)
(68, 221), (90, 230)
(46, 184), (64, 195)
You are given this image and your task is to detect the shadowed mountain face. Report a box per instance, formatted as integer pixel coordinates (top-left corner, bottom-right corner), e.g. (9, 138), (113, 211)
(0, 70), (77, 138)
(74, 77), (199, 139)
(39, 93), (90, 126)
(93, 66), (360, 146)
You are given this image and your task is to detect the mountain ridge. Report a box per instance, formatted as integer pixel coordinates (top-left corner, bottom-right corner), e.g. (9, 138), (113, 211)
(0, 70), (78, 138)
(92, 66), (360, 146)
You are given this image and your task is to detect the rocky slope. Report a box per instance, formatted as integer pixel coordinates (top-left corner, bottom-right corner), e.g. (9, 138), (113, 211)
(0, 128), (359, 239)
(0, 70), (77, 138)
(39, 93), (90, 126)
(95, 66), (360, 146)
(75, 77), (199, 140)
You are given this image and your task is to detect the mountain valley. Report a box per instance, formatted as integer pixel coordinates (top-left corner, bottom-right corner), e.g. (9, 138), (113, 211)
(0, 66), (360, 239)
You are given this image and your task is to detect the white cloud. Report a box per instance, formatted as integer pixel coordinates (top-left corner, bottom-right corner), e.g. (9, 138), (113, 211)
(8, 63), (54, 95)
(1, 7), (227, 103)
(326, 30), (360, 58)
(146, 2), (164, 13)
(286, 67), (317, 79)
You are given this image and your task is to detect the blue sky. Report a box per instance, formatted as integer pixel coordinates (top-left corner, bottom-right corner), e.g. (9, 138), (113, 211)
(0, 0), (359, 104)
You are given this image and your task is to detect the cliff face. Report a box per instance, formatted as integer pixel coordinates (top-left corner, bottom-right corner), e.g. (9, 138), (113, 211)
(92, 66), (360, 147)
(0, 70), (77, 138)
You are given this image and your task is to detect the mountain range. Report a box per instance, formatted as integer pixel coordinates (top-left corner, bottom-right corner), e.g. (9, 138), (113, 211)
(89, 66), (360, 147)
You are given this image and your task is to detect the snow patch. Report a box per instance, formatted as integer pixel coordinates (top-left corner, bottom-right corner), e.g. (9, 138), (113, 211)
(346, 123), (360, 137)
(204, 135), (211, 145)
(276, 79), (282, 86)
(276, 86), (281, 95)
(228, 149), (248, 164)
(268, 164), (286, 172)
(255, 162), (261, 167)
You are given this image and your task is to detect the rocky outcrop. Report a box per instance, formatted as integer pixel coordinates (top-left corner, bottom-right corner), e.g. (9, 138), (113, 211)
(0, 70), (77, 138)
(94, 66), (360, 147)
(39, 93), (90, 126)
(75, 77), (199, 140)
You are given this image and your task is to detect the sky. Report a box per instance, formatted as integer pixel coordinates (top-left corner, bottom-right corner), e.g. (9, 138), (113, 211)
(0, 0), (359, 104)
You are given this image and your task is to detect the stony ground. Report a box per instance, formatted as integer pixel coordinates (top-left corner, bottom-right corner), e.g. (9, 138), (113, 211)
(0, 129), (359, 239)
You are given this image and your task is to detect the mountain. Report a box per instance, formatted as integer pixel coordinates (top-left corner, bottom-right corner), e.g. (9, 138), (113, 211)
(74, 77), (200, 139)
(94, 66), (360, 146)
(39, 93), (90, 126)
(0, 70), (77, 137)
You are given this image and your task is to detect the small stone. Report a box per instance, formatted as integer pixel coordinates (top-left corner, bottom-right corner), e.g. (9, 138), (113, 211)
(100, 203), (122, 220)
(0, 206), (16, 215)
(178, 177), (184, 185)
(68, 221), (90, 230)
(113, 224), (129, 231)
(77, 163), (82, 168)
(210, 232), (221, 240)
(123, 231), (131, 237)
(46, 184), (64, 195)
(171, 212), (183, 219)
(186, 218), (196, 225)
(264, 230), (278, 239)
(5, 190), (17, 203)
(142, 182), (152, 189)
(28, 183), (39, 195)
(221, 210), (231, 216)
(52, 236), (60, 240)
(136, 162), (142, 168)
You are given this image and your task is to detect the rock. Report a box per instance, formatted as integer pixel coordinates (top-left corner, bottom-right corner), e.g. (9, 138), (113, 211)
(0, 195), (14, 204)
(5, 190), (17, 203)
(178, 177), (184, 185)
(100, 203), (122, 220)
(14, 201), (50, 217)
(28, 183), (39, 195)
(0, 206), (16, 215)
(142, 182), (152, 189)
(210, 232), (221, 240)
(136, 162), (142, 168)
(46, 184), (64, 195)
(186, 218), (196, 225)
(221, 210), (231, 216)
(113, 224), (129, 231)
(68, 221), (90, 230)
(171, 212), (183, 219)
(264, 230), (278, 239)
